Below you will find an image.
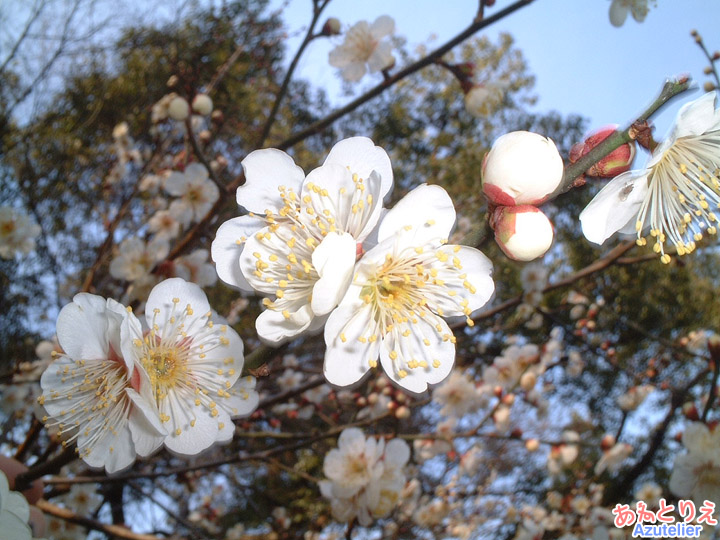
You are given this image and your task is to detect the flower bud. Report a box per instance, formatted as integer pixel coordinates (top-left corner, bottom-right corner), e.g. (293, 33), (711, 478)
(569, 125), (636, 178)
(482, 131), (563, 205)
(395, 405), (411, 419)
(321, 17), (341, 36)
(192, 93), (213, 116)
(520, 371), (537, 391)
(600, 433), (616, 450)
(492, 205), (554, 262)
(168, 96), (190, 121)
(525, 438), (539, 452)
(166, 74), (179, 88)
(704, 81), (717, 92)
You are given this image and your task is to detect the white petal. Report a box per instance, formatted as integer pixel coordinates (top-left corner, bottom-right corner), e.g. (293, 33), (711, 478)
(144, 278), (211, 332)
(0, 509), (32, 540)
(323, 304), (376, 387)
(164, 171), (189, 196)
(184, 162), (208, 181)
(672, 91), (720, 139)
(579, 171), (648, 245)
(384, 438), (410, 468)
(79, 420), (135, 474)
(56, 293), (113, 361)
(226, 376), (259, 417)
(328, 45), (353, 68)
(370, 15), (395, 39)
(236, 149), (305, 213)
(341, 62), (367, 82)
(608, 0), (629, 27)
(338, 427), (367, 455)
(311, 232), (356, 316)
(256, 303), (314, 344)
(211, 215), (264, 292)
(367, 42), (394, 73)
(378, 184), (455, 244)
(324, 137), (394, 200)
(380, 317), (455, 394)
(126, 366), (166, 457)
(168, 199), (193, 228)
(161, 389), (217, 455)
(433, 245), (494, 315)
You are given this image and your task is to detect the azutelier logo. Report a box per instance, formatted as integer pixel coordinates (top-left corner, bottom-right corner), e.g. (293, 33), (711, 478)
(612, 499), (717, 538)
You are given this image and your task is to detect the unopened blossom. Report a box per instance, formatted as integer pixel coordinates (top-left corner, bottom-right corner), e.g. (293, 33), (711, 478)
(319, 427), (409, 526)
(123, 278), (258, 455)
(212, 137), (393, 343)
(0, 471), (32, 540)
(166, 163), (219, 227)
(492, 205), (554, 261)
(609, 0), (654, 27)
(39, 293), (166, 473)
(482, 131), (564, 206)
(0, 206), (41, 259)
(328, 16), (395, 82)
(569, 125), (636, 178)
(192, 94), (213, 116)
(110, 236), (169, 282)
(580, 92), (720, 263)
(173, 248), (217, 287)
(669, 421), (720, 503)
(433, 370), (482, 418)
(594, 442), (633, 474)
(168, 96), (190, 121)
(324, 184), (494, 393)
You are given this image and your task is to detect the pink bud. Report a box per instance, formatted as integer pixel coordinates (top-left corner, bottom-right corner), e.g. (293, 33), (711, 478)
(570, 125), (636, 178)
(492, 205), (554, 262)
(482, 131), (563, 205)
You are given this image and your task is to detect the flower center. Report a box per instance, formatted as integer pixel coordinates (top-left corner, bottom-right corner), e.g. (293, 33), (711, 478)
(635, 133), (720, 263)
(0, 221), (15, 235)
(697, 462), (720, 489)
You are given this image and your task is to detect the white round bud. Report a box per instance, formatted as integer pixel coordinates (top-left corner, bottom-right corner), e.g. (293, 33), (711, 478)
(192, 93), (213, 116)
(520, 371), (537, 391)
(493, 205), (554, 262)
(482, 131), (564, 205)
(464, 84), (502, 118)
(167, 96), (190, 121)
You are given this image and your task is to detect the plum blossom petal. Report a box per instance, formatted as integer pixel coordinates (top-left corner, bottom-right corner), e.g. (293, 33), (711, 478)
(236, 149), (305, 213)
(579, 170), (649, 245)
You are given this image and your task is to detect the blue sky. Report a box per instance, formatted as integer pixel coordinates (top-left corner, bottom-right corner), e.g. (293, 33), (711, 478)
(273, 0), (720, 139)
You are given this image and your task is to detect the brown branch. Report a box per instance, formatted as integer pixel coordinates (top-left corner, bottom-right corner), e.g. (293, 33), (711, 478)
(35, 499), (160, 540)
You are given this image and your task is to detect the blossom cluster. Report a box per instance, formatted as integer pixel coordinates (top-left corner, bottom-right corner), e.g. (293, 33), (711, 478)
(212, 137), (495, 393)
(37, 277), (258, 473)
(319, 428), (410, 526)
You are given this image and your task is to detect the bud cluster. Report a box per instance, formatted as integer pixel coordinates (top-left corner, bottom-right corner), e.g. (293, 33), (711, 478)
(482, 131), (562, 261)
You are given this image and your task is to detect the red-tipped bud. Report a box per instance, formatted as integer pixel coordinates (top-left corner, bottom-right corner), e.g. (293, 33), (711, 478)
(682, 402), (699, 420)
(570, 125), (636, 178)
(600, 433), (616, 450)
(321, 17), (341, 36)
(492, 205), (554, 262)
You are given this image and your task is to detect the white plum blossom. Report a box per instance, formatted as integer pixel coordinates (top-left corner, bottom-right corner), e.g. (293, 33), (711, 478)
(212, 137), (393, 344)
(110, 236), (169, 282)
(482, 131), (564, 206)
(148, 209), (182, 241)
(433, 370), (482, 418)
(319, 428), (409, 526)
(328, 16), (395, 82)
(669, 422), (720, 504)
(0, 471), (32, 540)
(38, 293), (166, 473)
(580, 92), (720, 264)
(609, 0), (654, 27)
(0, 206), (41, 259)
(617, 384), (654, 411)
(123, 278), (258, 455)
(166, 163), (219, 227)
(594, 442), (633, 475)
(634, 481), (662, 507)
(324, 184), (494, 393)
(65, 484), (101, 515)
(173, 248), (217, 287)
